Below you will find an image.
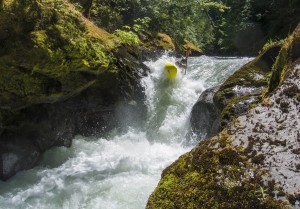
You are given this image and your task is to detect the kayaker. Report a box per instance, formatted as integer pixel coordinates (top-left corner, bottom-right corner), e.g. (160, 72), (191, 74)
(185, 47), (191, 59)
(184, 47), (191, 74)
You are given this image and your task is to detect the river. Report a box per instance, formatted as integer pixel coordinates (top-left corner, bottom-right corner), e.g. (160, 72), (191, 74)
(0, 54), (252, 209)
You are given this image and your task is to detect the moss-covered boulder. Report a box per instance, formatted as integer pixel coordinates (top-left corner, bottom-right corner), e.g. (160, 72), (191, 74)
(147, 23), (300, 208)
(0, 0), (148, 180)
(190, 41), (282, 139)
(155, 33), (175, 51)
(213, 42), (282, 128)
(147, 133), (285, 209)
(268, 23), (300, 93)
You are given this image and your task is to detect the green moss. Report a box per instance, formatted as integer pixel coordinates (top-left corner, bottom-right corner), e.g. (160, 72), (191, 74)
(220, 95), (257, 127)
(260, 39), (285, 54)
(114, 29), (141, 47)
(156, 33), (175, 50)
(267, 24), (300, 93)
(147, 135), (285, 209)
(0, 0), (124, 116)
(267, 43), (289, 93)
(214, 63), (266, 112)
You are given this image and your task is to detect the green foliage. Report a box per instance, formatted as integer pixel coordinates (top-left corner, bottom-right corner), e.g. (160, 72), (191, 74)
(198, 0), (230, 13)
(212, 0), (300, 54)
(70, 0), (224, 50)
(255, 186), (268, 203)
(69, 0), (300, 54)
(114, 26), (141, 46)
(132, 17), (151, 33)
(260, 38), (285, 53)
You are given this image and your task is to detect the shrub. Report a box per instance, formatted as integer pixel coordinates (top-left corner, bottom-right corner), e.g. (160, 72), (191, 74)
(114, 26), (141, 46)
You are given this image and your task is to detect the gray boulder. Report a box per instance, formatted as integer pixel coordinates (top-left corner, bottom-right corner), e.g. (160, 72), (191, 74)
(190, 86), (221, 140)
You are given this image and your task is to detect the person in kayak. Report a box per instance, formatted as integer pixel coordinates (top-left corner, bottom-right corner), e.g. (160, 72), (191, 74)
(184, 47), (191, 74)
(185, 46), (191, 59)
(176, 47), (191, 69)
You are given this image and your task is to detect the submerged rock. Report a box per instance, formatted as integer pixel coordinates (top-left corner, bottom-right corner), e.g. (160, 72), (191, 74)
(147, 23), (300, 208)
(189, 86), (221, 139)
(0, 0), (148, 180)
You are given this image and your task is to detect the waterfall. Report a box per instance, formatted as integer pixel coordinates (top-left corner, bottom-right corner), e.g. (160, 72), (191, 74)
(0, 54), (252, 209)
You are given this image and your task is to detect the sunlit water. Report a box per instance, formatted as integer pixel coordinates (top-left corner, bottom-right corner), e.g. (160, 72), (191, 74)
(0, 54), (252, 209)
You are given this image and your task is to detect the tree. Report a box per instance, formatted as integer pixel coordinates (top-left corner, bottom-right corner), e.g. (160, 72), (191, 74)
(83, 0), (93, 19)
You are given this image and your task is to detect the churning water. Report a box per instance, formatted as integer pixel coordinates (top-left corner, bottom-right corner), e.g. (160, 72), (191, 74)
(0, 54), (252, 209)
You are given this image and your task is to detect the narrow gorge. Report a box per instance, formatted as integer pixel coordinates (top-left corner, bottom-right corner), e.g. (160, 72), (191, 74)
(1, 0), (299, 208)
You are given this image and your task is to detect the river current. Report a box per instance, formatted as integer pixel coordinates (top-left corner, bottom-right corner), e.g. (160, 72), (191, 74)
(0, 54), (251, 209)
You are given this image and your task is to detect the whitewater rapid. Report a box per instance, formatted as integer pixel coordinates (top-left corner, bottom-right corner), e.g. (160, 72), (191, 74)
(0, 54), (252, 209)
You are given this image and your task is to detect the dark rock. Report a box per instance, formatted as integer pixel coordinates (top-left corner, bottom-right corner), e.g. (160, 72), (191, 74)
(291, 23), (300, 61)
(0, 45), (148, 180)
(0, 140), (41, 180)
(0, 0), (149, 180)
(190, 86), (221, 139)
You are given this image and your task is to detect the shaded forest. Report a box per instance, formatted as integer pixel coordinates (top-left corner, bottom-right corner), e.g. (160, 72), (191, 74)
(72, 0), (300, 55)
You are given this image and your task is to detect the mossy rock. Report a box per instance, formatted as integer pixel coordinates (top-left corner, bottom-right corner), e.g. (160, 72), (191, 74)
(147, 133), (284, 209)
(0, 0), (119, 111)
(156, 33), (175, 51)
(0, 0), (147, 119)
(268, 23), (300, 93)
(0, 0), (148, 180)
(213, 43), (282, 128)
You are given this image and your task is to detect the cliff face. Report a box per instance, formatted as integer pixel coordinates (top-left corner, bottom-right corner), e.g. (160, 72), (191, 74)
(0, 0), (149, 180)
(147, 23), (300, 208)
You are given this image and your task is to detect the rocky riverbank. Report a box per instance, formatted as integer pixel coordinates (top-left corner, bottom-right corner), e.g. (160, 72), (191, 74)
(147, 23), (300, 208)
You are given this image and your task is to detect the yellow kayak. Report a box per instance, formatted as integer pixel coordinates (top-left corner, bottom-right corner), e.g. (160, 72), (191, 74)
(164, 63), (177, 79)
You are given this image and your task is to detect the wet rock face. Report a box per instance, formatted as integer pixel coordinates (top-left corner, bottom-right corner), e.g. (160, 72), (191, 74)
(190, 45), (282, 140)
(190, 86), (221, 139)
(0, 143), (41, 180)
(0, 79), (146, 181)
(213, 44), (281, 128)
(229, 62), (300, 198)
(0, 49), (148, 181)
(0, 0), (149, 180)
